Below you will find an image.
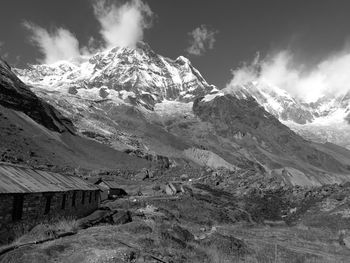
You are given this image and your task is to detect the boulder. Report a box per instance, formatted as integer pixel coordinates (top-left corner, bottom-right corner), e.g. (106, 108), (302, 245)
(77, 209), (112, 229)
(68, 86), (78, 95)
(160, 224), (194, 249)
(165, 184), (176, 195)
(152, 184), (161, 192)
(339, 230), (350, 249)
(99, 87), (109, 98)
(343, 236), (350, 249)
(134, 171), (148, 181)
(170, 224), (194, 243)
(134, 168), (149, 180)
(148, 170), (154, 178)
(165, 182), (184, 195)
(112, 210), (132, 225)
(199, 233), (248, 256)
(180, 174), (189, 181)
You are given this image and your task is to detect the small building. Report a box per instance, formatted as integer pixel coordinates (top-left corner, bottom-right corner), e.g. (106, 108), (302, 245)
(0, 163), (100, 243)
(95, 184), (109, 201)
(95, 179), (127, 200)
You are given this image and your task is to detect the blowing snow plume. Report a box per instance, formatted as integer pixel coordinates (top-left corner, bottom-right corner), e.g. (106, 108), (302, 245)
(93, 0), (154, 49)
(227, 49), (350, 103)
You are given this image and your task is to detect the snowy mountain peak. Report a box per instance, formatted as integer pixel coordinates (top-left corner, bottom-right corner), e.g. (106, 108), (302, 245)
(225, 80), (350, 149)
(14, 42), (214, 110)
(228, 80), (350, 124)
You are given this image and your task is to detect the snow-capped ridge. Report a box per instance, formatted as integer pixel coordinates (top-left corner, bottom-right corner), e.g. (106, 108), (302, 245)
(226, 80), (319, 124)
(224, 79), (350, 149)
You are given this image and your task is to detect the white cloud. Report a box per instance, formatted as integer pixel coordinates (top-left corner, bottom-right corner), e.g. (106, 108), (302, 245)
(23, 21), (82, 64)
(0, 42), (9, 60)
(186, 25), (218, 56)
(22, 0), (156, 64)
(92, 0), (154, 49)
(227, 49), (350, 102)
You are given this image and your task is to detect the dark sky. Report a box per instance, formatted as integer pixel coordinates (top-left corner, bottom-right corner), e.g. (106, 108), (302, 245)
(1, 0), (350, 88)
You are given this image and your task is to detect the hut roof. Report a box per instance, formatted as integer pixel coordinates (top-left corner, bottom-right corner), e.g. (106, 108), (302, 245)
(0, 163), (98, 193)
(96, 179), (120, 189)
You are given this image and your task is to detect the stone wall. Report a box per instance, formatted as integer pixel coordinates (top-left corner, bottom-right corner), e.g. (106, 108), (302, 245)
(0, 190), (100, 244)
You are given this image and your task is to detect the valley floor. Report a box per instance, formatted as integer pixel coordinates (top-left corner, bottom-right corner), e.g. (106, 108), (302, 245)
(2, 170), (350, 263)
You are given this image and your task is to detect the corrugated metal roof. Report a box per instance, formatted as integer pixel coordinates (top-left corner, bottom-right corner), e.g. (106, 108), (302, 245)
(98, 180), (120, 189)
(95, 184), (108, 191)
(0, 163), (98, 193)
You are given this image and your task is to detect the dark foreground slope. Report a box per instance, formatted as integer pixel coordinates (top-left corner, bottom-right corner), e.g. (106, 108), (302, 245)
(0, 59), (149, 172)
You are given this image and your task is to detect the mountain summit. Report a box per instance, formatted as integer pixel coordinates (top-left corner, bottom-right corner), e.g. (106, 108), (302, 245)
(15, 42), (215, 110)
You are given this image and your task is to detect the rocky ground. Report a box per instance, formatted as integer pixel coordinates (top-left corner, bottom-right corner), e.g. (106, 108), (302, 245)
(2, 168), (350, 263)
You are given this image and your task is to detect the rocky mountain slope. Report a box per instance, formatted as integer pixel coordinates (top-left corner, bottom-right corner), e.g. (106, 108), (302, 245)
(193, 93), (350, 185)
(0, 58), (149, 172)
(13, 43), (350, 185)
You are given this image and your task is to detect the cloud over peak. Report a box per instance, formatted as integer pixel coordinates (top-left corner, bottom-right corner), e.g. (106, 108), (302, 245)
(0, 41), (8, 60)
(23, 21), (82, 64)
(23, 0), (154, 64)
(92, 0), (154, 49)
(227, 49), (350, 102)
(186, 25), (218, 56)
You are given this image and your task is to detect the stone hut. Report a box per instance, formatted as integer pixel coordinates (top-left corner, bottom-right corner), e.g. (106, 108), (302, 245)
(0, 163), (100, 243)
(95, 179), (127, 200)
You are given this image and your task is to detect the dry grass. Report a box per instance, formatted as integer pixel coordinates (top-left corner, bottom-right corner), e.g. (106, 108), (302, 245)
(53, 218), (79, 233)
(11, 218), (78, 246)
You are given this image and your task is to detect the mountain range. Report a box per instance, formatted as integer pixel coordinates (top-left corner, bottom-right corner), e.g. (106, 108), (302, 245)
(3, 42), (350, 186)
